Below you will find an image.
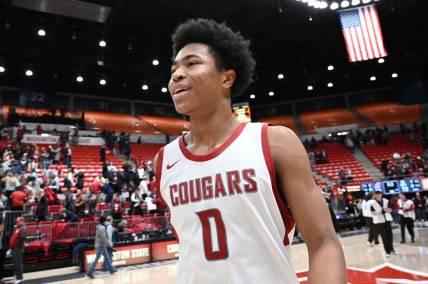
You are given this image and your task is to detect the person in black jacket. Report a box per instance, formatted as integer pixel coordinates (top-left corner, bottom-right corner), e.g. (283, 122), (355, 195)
(35, 189), (48, 221)
(100, 146), (106, 163)
(0, 223), (10, 283)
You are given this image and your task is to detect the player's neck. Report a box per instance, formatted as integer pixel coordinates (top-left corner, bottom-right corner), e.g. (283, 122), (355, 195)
(187, 107), (241, 149)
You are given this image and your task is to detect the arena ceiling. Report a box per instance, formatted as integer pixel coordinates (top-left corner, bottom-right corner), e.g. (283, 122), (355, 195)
(0, 0), (426, 106)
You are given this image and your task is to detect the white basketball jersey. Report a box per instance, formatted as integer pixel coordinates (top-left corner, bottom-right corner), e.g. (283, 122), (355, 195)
(157, 122), (298, 284)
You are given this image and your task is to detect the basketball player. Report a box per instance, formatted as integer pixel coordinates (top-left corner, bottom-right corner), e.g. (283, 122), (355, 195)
(154, 19), (346, 284)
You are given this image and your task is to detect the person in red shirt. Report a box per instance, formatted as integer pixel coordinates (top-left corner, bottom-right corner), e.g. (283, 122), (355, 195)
(111, 193), (123, 220)
(9, 217), (26, 283)
(10, 188), (27, 211)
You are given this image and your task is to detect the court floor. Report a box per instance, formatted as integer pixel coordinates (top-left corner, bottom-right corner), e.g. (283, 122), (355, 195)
(5, 228), (428, 284)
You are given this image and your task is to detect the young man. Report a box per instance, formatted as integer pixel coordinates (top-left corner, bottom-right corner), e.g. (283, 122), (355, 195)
(154, 19), (346, 284)
(398, 193), (415, 243)
(362, 193), (379, 246)
(368, 191), (395, 258)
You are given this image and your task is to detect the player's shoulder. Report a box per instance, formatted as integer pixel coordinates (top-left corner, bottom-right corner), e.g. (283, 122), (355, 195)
(153, 136), (181, 166)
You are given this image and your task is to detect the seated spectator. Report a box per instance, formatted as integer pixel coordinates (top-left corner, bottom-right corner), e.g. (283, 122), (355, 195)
(48, 172), (61, 193)
(131, 188), (144, 215)
(338, 168), (347, 186)
(75, 170), (85, 191)
(89, 176), (103, 195)
(87, 194), (97, 216)
(392, 151), (401, 162)
(111, 193), (123, 220)
(346, 168), (353, 181)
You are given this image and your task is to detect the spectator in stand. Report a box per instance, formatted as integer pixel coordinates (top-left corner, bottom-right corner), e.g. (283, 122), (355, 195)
(63, 168), (74, 192)
(100, 145), (106, 163)
(346, 168), (353, 182)
(3, 171), (20, 200)
(344, 135), (355, 152)
(75, 170), (85, 191)
(16, 126), (25, 144)
(52, 145), (61, 165)
(392, 151), (401, 162)
(398, 193), (415, 243)
(71, 129), (79, 146)
(87, 194), (97, 216)
(103, 178), (115, 203)
(89, 176), (103, 196)
(36, 125), (43, 135)
(10, 187), (27, 212)
(0, 223), (10, 284)
(35, 189), (48, 221)
(0, 190), (7, 212)
(74, 193), (87, 219)
(414, 193), (426, 226)
(9, 217), (26, 284)
(131, 187), (143, 215)
(338, 168), (347, 186)
(64, 145), (72, 167)
(48, 172), (61, 193)
(40, 147), (50, 169)
(111, 193), (123, 220)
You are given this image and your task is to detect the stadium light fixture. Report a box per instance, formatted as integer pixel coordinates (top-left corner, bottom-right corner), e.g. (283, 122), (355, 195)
(142, 84), (149, 90)
(308, 85), (314, 91)
(0, 66), (5, 73)
(341, 1), (350, 8)
(25, 69), (33, 77)
(99, 40), (107, 47)
(250, 94), (256, 99)
(99, 79), (106, 85)
(327, 82), (334, 88)
(278, 73), (285, 79)
(76, 76), (84, 82)
(269, 91), (275, 96)
(161, 87), (168, 93)
(37, 29), (46, 37)
(370, 76), (376, 81)
(378, 58), (385, 64)
(328, 65), (334, 71)
(330, 2), (339, 9)
(152, 59), (159, 66)
(392, 73), (398, 78)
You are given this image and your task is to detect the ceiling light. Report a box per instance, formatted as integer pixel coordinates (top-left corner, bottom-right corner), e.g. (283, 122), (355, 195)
(152, 59), (159, 66)
(76, 76), (83, 82)
(307, 85), (314, 91)
(161, 87), (168, 93)
(269, 91), (275, 96)
(0, 66), (5, 73)
(362, 0), (371, 3)
(327, 82), (334, 88)
(308, 0), (315, 6)
(328, 65), (334, 71)
(37, 29), (46, 37)
(25, 69), (33, 77)
(351, 0), (360, 5)
(309, 17), (313, 22)
(330, 2), (339, 9)
(378, 58), (385, 64)
(99, 40), (107, 47)
(392, 73), (398, 78)
(99, 79), (106, 85)
(370, 76), (376, 81)
(142, 84), (149, 90)
(250, 94), (256, 99)
(341, 0), (350, 8)
(278, 73), (285, 79)
(320, 1), (328, 9)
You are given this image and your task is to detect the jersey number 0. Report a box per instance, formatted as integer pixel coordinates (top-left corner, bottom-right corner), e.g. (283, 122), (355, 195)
(196, 209), (229, 261)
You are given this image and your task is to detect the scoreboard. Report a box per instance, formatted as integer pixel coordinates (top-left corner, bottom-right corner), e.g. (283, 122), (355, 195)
(232, 102), (251, 123)
(361, 179), (422, 195)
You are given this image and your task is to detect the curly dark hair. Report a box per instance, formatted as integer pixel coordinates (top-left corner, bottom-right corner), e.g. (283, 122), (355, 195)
(171, 18), (256, 97)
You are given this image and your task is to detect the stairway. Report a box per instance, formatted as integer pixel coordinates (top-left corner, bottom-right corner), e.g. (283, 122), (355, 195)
(352, 149), (384, 180)
(349, 107), (374, 127)
(295, 115), (308, 135)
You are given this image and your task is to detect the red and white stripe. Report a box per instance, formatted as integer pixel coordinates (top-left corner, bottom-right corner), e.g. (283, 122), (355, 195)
(343, 5), (388, 62)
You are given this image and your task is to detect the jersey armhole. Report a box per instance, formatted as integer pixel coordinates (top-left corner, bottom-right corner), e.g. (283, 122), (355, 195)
(261, 123), (295, 246)
(155, 147), (180, 242)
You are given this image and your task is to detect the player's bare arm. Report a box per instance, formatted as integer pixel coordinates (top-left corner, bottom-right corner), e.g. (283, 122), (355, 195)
(268, 126), (347, 284)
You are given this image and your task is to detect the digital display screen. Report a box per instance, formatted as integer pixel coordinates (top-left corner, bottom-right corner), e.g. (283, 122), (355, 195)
(382, 180), (400, 195)
(361, 179), (421, 195)
(399, 179), (421, 193)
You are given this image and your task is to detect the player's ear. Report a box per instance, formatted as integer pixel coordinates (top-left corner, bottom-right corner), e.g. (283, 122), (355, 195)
(222, 69), (236, 90)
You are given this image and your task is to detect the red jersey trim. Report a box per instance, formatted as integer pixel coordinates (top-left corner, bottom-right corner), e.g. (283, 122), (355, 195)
(261, 123), (295, 246)
(155, 147), (180, 242)
(179, 123), (247, 162)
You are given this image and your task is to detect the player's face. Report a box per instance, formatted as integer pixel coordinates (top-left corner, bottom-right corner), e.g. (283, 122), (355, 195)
(169, 43), (226, 115)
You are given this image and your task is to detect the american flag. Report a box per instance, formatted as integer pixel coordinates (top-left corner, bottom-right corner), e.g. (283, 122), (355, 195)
(339, 5), (388, 62)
